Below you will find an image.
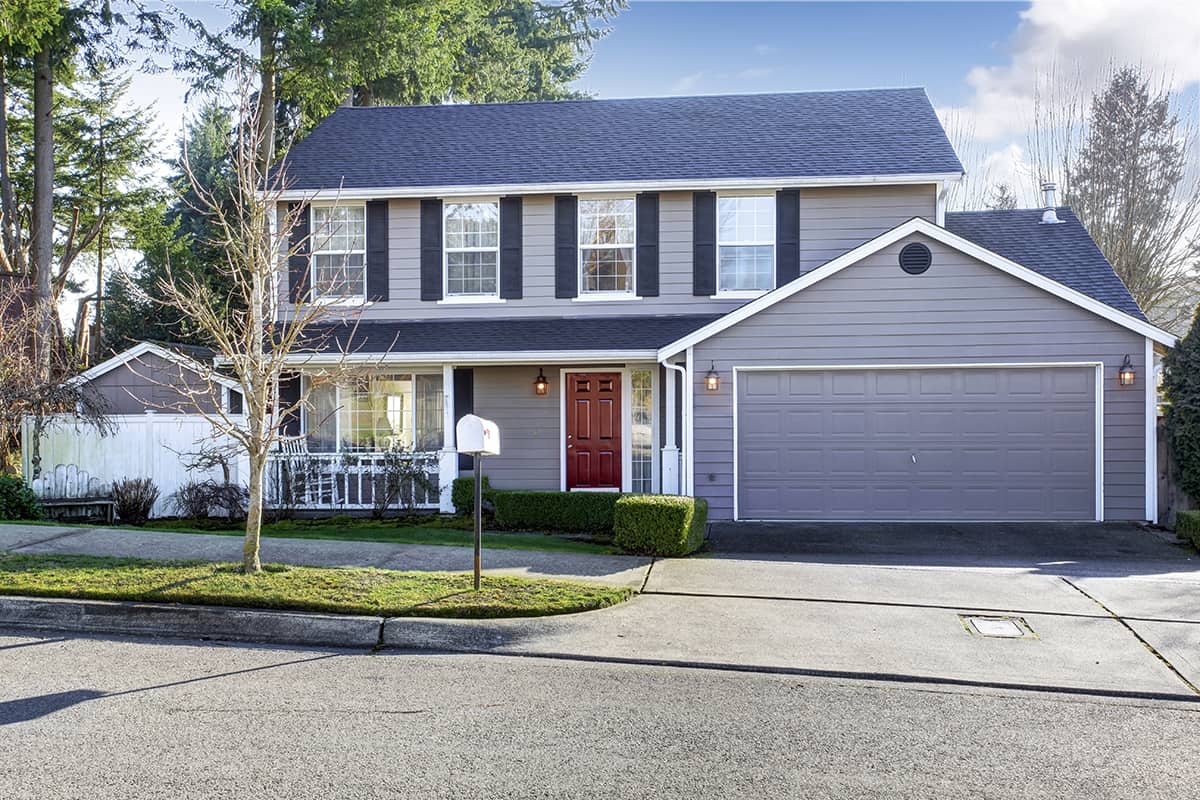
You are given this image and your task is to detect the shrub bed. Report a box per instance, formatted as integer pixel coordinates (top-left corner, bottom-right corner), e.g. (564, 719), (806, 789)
(613, 495), (708, 556)
(1178, 510), (1200, 550)
(452, 476), (494, 515)
(0, 476), (44, 521)
(492, 490), (619, 534)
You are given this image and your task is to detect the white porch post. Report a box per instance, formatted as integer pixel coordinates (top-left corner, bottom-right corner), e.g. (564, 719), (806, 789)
(661, 362), (681, 495)
(438, 363), (457, 513)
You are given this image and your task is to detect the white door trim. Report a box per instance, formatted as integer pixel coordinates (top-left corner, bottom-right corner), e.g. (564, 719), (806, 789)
(731, 362), (1105, 523)
(559, 367), (656, 493)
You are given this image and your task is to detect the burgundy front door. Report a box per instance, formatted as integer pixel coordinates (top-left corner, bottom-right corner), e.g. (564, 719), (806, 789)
(566, 372), (622, 490)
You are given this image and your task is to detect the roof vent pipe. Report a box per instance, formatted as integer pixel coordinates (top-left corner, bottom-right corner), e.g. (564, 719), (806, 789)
(1040, 181), (1062, 224)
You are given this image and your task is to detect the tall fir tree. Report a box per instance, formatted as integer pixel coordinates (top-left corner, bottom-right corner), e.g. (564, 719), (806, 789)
(1164, 305), (1200, 504)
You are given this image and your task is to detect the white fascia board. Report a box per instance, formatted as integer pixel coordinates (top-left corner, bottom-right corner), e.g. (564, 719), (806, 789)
(68, 342), (241, 392)
(273, 172), (964, 202)
(279, 350), (659, 367)
(658, 216), (1177, 359)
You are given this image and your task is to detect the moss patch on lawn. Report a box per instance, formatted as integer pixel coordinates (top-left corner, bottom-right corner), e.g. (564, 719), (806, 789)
(0, 553), (631, 619)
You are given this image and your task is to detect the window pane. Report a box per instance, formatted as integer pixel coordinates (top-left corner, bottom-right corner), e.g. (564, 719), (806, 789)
(579, 198), (635, 246)
(582, 247), (634, 293)
(313, 253), (365, 298)
(631, 368), (653, 494)
(445, 202), (499, 250)
(718, 196), (774, 244)
(414, 374), (444, 452)
(447, 251), (498, 296)
(718, 245), (774, 291)
(313, 205), (365, 252)
(305, 381), (337, 453)
(340, 374), (413, 452)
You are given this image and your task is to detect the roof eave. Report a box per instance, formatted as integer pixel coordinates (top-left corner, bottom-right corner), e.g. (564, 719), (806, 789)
(266, 349), (662, 367)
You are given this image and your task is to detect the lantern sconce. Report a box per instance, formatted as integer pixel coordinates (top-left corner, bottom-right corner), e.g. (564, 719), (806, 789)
(533, 368), (550, 396)
(1118, 355), (1135, 387)
(704, 361), (721, 392)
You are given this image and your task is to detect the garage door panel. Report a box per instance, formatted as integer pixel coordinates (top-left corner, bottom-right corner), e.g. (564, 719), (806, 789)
(737, 367), (1095, 521)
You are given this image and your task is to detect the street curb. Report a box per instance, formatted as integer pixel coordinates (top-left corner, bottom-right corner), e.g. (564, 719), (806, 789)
(0, 595), (384, 649)
(381, 616), (535, 651)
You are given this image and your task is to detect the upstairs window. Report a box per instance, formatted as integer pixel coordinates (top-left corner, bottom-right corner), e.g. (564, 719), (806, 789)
(444, 201), (500, 298)
(579, 197), (636, 295)
(311, 204), (367, 300)
(717, 195), (774, 294)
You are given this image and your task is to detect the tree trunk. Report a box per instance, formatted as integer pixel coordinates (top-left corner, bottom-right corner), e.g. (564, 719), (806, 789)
(243, 452), (266, 573)
(256, 19), (276, 173)
(31, 44), (54, 381)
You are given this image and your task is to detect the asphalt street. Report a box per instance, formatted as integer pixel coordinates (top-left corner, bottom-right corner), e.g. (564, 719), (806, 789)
(2, 631), (1199, 799)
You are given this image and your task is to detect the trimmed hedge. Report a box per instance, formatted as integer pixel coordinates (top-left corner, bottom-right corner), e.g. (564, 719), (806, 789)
(452, 476), (493, 515)
(1178, 510), (1200, 550)
(492, 490), (619, 534)
(613, 494), (708, 556)
(0, 475), (44, 521)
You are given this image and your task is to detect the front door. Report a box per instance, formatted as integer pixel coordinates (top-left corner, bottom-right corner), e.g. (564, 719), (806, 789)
(566, 372), (622, 490)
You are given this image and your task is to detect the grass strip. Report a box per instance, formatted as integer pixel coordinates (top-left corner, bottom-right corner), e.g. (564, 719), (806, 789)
(0, 553), (632, 619)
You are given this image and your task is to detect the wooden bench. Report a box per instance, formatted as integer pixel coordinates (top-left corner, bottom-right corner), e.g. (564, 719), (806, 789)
(30, 464), (115, 524)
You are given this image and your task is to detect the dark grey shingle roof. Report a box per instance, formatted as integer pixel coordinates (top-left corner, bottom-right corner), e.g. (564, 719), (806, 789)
(300, 314), (723, 355)
(944, 207), (1146, 320)
(280, 88), (963, 191)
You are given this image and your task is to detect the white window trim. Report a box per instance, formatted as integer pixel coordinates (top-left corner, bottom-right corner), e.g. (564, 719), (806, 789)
(301, 370), (445, 454)
(715, 193), (776, 297)
(443, 198), (501, 301)
(309, 202), (368, 302)
(577, 196), (637, 296)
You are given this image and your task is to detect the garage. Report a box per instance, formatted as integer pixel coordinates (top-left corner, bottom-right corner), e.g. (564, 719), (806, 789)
(735, 366), (1098, 521)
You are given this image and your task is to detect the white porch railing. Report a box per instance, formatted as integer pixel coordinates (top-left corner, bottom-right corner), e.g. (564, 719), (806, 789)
(267, 450), (441, 512)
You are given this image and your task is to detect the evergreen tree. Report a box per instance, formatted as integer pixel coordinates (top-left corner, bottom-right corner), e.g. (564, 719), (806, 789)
(1164, 307), (1200, 504)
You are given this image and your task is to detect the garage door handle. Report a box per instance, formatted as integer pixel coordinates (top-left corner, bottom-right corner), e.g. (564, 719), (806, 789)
(911, 454), (917, 464)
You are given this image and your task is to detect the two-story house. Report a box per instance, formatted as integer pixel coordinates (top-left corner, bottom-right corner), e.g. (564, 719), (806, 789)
(271, 87), (1175, 524)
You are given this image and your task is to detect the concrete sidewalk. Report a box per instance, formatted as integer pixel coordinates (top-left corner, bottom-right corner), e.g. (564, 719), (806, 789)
(0, 523), (651, 588)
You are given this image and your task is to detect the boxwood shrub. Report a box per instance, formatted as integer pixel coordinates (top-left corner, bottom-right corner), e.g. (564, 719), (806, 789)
(613, 494), (708, 557)
(1178, 510), (1200, 550)
(452, 476), (494, 515)
(492, 490), (619, 534)
(0, 475), (44, 521)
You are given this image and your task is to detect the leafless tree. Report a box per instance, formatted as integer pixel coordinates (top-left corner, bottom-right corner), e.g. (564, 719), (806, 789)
(151, 73), (357, 573)
(1029, 64), (1200, 334)
(985, 183), (1019, 211)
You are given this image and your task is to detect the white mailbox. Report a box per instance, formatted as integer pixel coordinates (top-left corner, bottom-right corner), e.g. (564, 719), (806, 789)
(456, 414), (501, 456)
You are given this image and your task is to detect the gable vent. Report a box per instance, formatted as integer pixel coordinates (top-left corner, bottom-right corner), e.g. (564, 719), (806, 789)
(899, 242), (932, 274)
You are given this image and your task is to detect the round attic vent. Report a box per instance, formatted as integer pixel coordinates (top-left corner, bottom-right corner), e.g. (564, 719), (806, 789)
(899, 243), (932, 274)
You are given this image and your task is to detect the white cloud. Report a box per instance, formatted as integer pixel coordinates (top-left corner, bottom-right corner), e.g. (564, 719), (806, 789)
(752, 43), (777, 57)
(671, 71), (705, 94)
(738, 67), (774, 81)
(948, 0), (1200, 141)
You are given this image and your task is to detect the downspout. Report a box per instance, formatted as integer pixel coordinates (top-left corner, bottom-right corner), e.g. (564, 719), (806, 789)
(661, 357), (688, 496)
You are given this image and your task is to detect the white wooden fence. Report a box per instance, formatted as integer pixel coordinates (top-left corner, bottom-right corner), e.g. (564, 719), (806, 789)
(22, 413), (248, 518)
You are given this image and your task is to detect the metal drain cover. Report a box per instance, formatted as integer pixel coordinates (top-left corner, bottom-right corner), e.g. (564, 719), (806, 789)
(960, 615), (1036, 639)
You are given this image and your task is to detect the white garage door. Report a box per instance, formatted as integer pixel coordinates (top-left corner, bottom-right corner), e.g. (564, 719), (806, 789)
(736, 366), (1097, 521)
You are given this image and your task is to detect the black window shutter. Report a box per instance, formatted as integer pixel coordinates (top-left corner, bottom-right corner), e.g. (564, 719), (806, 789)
(636, 192), (660, 298)
(419, 198), (443, 301)
(554, 194), (578, 299)
(692, 191), (716, 296)
(499, 196), (523, 299)
(453, 368), (475, 471)
(287, 202), (310, 304)
(366, 200), (389, 301)
(277, 372), (301, 437)
(776, 189), (800, 286)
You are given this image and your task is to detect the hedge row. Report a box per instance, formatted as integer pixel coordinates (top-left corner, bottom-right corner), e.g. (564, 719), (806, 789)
(1178, 510), (1200, 550)
(492, 490), (620, 534)
(451, 476), (494, 515)
(613, 495), (708, 557)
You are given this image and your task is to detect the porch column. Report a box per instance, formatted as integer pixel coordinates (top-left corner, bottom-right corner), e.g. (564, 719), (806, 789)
(661, 362), (681, 495)
(438, 364), (457, 513)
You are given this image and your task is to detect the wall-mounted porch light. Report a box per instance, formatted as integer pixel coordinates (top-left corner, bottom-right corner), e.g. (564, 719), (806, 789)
(533, 368), (550, 396)
(704, 361), (721, 392)
(1118, 355), (1135, 387)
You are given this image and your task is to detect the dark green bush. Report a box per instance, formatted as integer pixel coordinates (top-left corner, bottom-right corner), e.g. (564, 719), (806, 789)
(0, 475), (44, 521)
(1178, 510), (1200, 550)
(1164, 307), (1200, 504)
(613, 495), (708, 556)
(452, 476), (494, 515)
(492, 490), (619, 534)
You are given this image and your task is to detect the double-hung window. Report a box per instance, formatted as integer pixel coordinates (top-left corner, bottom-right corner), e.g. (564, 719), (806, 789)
(444, 201), (500, 299)
(717, 195), (775, 294)
(579, 197), (636, 295)
(311, 204), (367, 300)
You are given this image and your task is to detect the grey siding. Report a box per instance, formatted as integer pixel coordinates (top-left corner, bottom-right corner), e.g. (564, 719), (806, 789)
(278, 184), (937, 322)
(691, 232), (1148, 522)
(85, 353), (226, 415)
(471, 365), (563, 490)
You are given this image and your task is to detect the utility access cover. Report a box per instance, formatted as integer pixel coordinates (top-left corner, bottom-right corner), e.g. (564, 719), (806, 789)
(959, 615), (1037, 639)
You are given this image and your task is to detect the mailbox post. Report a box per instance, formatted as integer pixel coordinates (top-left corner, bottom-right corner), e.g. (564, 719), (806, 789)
(455, 414), (500, 590)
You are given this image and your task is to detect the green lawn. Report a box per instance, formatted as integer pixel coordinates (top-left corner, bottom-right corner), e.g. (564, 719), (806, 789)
(0, 553), (631, 619)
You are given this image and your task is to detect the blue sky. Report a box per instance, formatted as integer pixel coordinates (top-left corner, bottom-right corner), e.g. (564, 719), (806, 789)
(576, 1), (1023, 107)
